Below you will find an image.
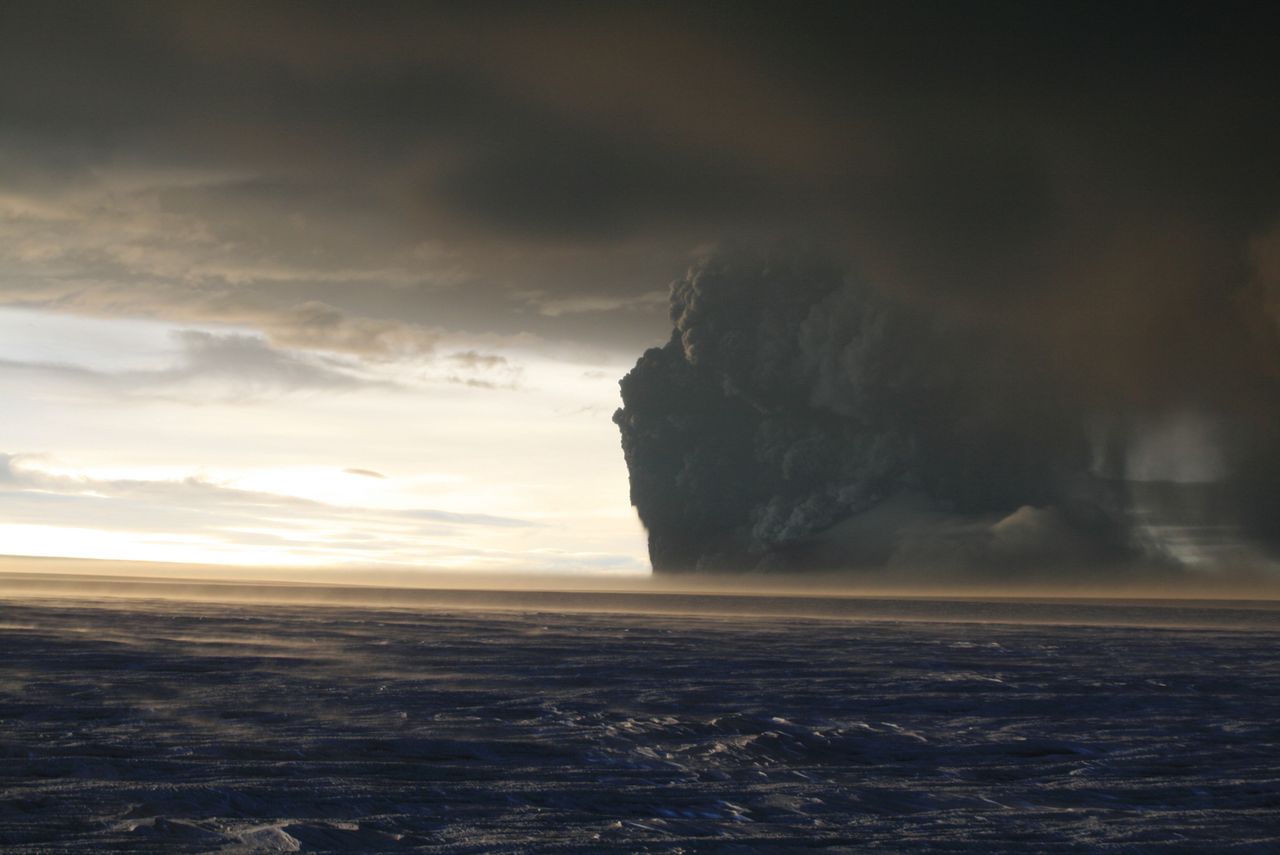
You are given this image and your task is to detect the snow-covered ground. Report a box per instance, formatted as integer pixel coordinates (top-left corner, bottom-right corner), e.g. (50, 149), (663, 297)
(1, 590), (1277, 852)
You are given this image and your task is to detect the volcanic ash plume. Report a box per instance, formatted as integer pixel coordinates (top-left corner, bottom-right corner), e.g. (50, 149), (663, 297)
(614, 249), (1280, 578)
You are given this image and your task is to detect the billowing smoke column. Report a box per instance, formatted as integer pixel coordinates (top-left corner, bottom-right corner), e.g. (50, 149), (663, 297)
(615, 248), (1280, 576)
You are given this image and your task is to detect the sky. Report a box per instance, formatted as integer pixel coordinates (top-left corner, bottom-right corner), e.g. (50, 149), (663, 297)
(1, 1), (1278, 577)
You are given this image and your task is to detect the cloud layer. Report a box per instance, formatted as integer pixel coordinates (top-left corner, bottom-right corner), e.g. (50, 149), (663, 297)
(4, 2), (1272, 359)
(0, 452), (536, 567)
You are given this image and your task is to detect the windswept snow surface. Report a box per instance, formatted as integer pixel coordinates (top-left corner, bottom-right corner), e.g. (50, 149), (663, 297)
(1, 590), (1278, 852)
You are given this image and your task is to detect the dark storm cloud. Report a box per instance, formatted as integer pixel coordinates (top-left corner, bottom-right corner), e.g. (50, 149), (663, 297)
(2, 1), (1275, 358)
(433, 125), (770, 241)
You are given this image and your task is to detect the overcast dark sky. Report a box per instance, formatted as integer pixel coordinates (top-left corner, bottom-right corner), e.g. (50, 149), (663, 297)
(1, 1), (1278, 572)
(2, 1), (1275, 355)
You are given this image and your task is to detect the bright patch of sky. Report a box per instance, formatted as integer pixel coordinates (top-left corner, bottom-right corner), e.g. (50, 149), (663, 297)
(0, 308), (648, 573)
(0, 307), (178, 371)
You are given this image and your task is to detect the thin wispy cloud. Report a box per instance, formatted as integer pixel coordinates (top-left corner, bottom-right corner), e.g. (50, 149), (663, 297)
(0, 330), (379, 401)
(0, 453), (539, 565)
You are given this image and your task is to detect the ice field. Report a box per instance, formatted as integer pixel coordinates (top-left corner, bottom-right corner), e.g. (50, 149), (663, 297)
(1, 586), (1278, 852)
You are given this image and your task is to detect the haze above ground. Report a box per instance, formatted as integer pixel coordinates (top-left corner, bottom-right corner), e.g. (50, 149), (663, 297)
(4, 557), (1279, 608)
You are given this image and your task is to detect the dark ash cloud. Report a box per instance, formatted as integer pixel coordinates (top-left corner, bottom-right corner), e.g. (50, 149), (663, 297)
(5, 1), (1277, 360)
(615, 248), (1280, 576)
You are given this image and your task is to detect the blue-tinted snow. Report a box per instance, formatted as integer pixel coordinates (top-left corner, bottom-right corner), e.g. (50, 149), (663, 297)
(1, 592), (1277, 852)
